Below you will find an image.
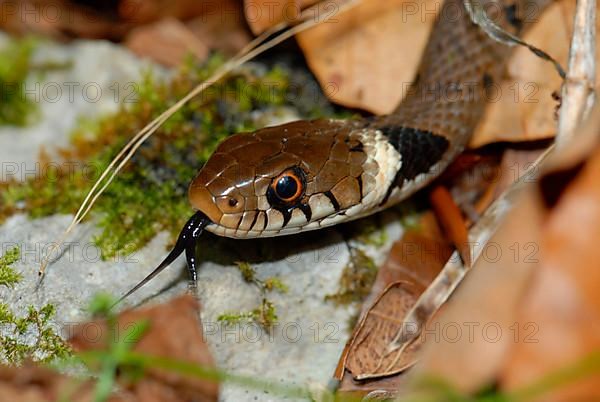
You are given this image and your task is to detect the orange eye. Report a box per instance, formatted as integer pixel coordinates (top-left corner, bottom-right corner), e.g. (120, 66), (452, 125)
(270, 168), (304, 203)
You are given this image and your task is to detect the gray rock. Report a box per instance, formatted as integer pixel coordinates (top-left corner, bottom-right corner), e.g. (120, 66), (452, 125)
(0, 33), (162, 168)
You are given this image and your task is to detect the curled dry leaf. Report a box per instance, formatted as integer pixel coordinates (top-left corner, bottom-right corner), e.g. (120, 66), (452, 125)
(345, 281), (426, 379)
(336, 145), (549, 395)
(409, 180), (546, 393)
(70, 295), (218, 402)
(337, 213), (451, 393)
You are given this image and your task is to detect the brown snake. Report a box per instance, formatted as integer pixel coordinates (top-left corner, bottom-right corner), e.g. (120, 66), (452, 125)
(118, 0), (552, 302)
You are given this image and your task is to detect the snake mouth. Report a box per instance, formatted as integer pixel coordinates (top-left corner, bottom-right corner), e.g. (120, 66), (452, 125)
(114, 210), (210, 305)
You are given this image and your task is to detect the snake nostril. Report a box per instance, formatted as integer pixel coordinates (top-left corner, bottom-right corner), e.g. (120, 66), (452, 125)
(215, 195), (244, 214)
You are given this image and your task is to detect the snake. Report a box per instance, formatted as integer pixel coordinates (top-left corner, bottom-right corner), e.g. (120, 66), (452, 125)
(117, 0), (552, 302)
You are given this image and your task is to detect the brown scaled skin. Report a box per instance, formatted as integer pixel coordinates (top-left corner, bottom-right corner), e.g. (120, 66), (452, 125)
(188, 119), (368, 235)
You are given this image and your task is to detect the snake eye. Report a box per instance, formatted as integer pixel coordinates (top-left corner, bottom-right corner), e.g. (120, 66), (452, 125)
(270, 168), (305, 204)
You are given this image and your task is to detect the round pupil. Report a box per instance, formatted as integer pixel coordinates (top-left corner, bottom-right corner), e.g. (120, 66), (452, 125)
(276, 175), (298, 199)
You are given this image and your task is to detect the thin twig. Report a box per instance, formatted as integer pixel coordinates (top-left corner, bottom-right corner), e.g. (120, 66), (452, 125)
(556, 0), (597, 147)
(464, 0), (566, 79)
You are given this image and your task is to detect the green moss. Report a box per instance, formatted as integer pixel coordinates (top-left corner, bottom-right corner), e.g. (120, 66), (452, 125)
(235, 261), (257, 283)
(218, 262), (287, 329)
(0, 304), (71, 364)
(0, 247), (22, 288)
(0, 54), (340, 259)
(325, 248), (378, 305)
(0, 37), (39, 126)
(218, 298), (278, 330)
(0, 248), (71, 364)
(263, 277), (289, 293)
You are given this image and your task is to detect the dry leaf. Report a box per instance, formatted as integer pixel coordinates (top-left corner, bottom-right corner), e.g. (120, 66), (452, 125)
(0, 363), (129, 402)
(345, 281), (426, 379)
(476, 148), (546, 213)
(337, 213), (451, 394)
(125, 18), (209, 67)
(0, 0), (250, 47)
(469, 0), (600, 147)
(499, 145), (600, 400)
(70, 295), (218, 402)
(0, 0), (131, 40)
(296, 0), (439, 114)
(118, 0), (214, 25)
(186, 0), (253, 57)
(362, 212), (453, 312)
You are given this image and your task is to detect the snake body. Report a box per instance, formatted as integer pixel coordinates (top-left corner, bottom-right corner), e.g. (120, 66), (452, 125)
(118, 0), (551, 301)
(189, 0), (549, 238)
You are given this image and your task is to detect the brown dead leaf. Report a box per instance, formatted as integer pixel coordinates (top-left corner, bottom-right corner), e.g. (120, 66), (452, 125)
(499, 144), (600, 401)
(469, 0), (599, 147)
(0, 0), (133, 40)
(118, 0), (214, 25)
(70, 295), (218, 402)
(358, 212), (452, 315)
(345, 281), (426, 379)
(296, 0), (439, 114)
(337, 213), (451, 394)
(0, 363), (130, 402)
(474, 148), (546, 214)
(125, 18), (209, 67)
(442, 147), (545, 220)
(0, 0), (251, 51)
(186, 0), (253, 57)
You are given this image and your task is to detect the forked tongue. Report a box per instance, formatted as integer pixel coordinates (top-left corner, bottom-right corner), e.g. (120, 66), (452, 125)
(113, 211), (209, 307)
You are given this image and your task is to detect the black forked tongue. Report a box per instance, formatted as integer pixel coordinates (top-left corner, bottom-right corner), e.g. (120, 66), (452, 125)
(113, 211), (209, 307)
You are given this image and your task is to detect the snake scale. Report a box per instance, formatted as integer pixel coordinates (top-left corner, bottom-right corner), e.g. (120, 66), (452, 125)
(119, 0), (552, 301)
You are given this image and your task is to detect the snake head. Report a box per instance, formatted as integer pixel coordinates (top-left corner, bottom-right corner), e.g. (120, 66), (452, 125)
(188, 119), (391, 238)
